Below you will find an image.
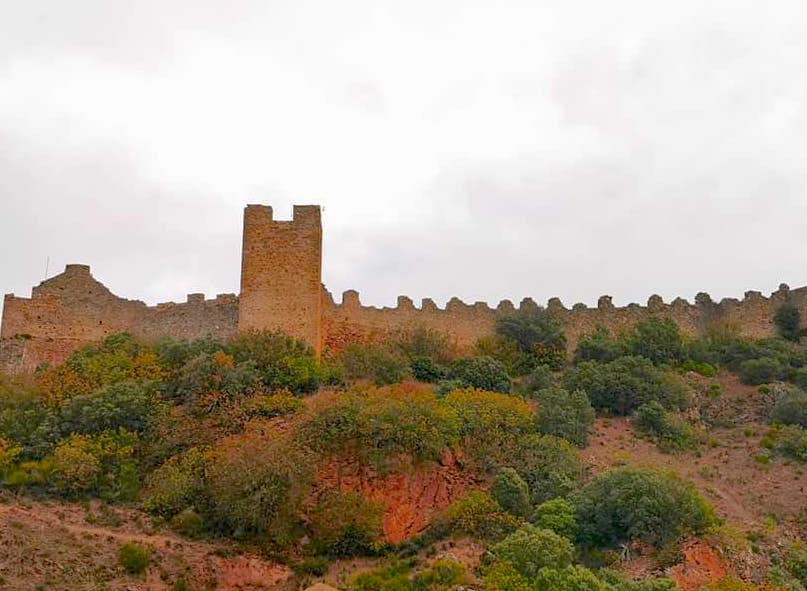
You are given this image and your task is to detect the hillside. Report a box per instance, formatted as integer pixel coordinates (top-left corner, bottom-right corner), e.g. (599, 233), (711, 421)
(1, 310), (807, 591)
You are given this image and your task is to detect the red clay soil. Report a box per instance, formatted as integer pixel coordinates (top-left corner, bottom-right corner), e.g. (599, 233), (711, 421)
(668, 540), (728, 591)
(314, 449), (480, 543)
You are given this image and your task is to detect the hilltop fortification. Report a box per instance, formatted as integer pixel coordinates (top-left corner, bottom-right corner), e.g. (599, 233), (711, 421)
(1, 204), (805, 373)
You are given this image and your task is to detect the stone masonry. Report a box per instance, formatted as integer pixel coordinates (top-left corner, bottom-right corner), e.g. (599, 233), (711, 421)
(1, 204), (805, 374)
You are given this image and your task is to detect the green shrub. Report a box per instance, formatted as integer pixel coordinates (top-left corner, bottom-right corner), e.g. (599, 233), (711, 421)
(598, 569), (677, 591)
(785, 541), (807, 586)
(48, 429), (140, 499)
(575, 327), (622, 363)
(444, 388), (534, 469)
(508, 434), (585, 505)
(413, 558), (465, 588)
(302, 385), (460, 465)
(483, 562), (534, 591)
(395, 327), (452, 364)
(241, 392), (304, 419)
(164, 351), (262, 409)
(142, 447), (208, 519)
(57, 380), (166, 437)
(634, 401), (698, 452)
(337, 343), (410, 385)
(229, 330), (325, 393)
(622, 317), (686, 364)
(0, 379), (52, 458)
(350, 561), (413, 591)
(496, 307), (567, 358)
(447, 356), (511, 393)
(491, 467), (531, 519)
(563, 356), (688, 415)
(770, 425), (807, 462)
(523, 364), (554, 392)
(205, 429), (314, 543)
(474, 335), (534, 376)
(534, 565), (611, 591)
(793, 368), (807, 391)
(409, 356), (447, 383)
(308, 490), (383, 557)
(169, 509), (206, 538)
(155, 336), (225, 372)
(531, 497), (577, 540)
(534, 387), (595, 446)
(118, 542), (151, 575)
(738, 357), (786, 385)
(775, 304), (802, 342)
(434, 490), (518, 540)
(292, 556), (331, 577)
(574, 467), (717, 548)
(770, 386), (807, 428)
(491, 524), (573, 578)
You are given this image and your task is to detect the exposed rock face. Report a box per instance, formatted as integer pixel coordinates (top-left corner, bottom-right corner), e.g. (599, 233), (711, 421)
(313, 450), (480, 543)
(668, 540), (728, 591)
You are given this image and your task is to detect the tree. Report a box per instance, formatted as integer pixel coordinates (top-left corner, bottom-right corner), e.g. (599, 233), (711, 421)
(491, 467), (531, 519)
(447, 356), (511, 393)
(562, 356), (688, 415)
(623, 317), (685, 364)
(774, 304), (802, 342)
(491, 524), (573, 578)
(574, 467), (717, 548)
(534, 387), (595, 446)
(507, 434), (584, 504)
(532, 497), (577, 539)
(496, 308), (567, 369)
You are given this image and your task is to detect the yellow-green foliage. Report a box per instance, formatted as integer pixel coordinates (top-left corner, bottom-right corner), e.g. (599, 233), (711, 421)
(308, 490), (384, 557)
(434, 490), (518, 540)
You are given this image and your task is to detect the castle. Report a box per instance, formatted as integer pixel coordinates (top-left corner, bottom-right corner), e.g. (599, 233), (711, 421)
(1, 204), (805, 374)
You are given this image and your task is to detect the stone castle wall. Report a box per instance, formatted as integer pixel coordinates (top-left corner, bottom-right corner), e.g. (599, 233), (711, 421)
(1, 203), (804, 374)
(320, 284), (807, 354)
(0, 264), (237, 374)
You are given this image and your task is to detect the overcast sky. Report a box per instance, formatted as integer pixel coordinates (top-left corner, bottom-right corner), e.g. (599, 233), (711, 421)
(1, 1), (806, 316)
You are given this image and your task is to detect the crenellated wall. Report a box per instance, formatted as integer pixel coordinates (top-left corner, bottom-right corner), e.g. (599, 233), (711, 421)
(1, 202), (804, 375)
(319, 284), (807, 355)
(0, 264), (237, 374)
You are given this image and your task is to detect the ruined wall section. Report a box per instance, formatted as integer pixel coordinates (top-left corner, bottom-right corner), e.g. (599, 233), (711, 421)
(322, 284), (807, 355)
(0, 264), (237, 374)
(238, 205), (323, 354)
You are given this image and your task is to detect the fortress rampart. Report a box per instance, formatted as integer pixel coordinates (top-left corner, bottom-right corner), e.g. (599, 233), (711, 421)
(1, 204), (805, 374)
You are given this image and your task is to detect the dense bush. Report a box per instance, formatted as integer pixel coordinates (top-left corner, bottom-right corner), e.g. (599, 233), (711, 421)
(447, 356), (511, 393)
(575, 327), (622, 363)
(308, 490), (383, 557)
(775, 304), (803, 342)
(738, 357), (786, 385)
(301, 385), (460, 464)
(534, 387), (595, 446)
(410, 356), (447, 383)
(507, 434), (584, 505)
(443, 388), (534, 468)
(474, 335), (533, 376)
(350, 559), (465, 591)
(768, 425), (807, 462)
(491, 524), (573, 578)
(534, 565), (611, 591)
(142, 447), (208, 519)
(38, 333), (164, 403)
(522, 364), (554, 392)
(204, 429), (314, 543)
(491, 467), (531, 519)
(46, 429), (140, 500)
(394, 327), (452, 364)
(118, 542), (151, 575)
(229, 330), (326, 393)
(574, 467), (717, 548)
(786, 541), (807, 587)
(769, 386), (807, 428)
(496, 308), (567, 370)
(434, 490), (518, 540)
(57, 381), (166, 437)
(563, 356), (688, 415)
(531, 497), (577, 540)
(623, 317), (686, 364)
(164, 351), (262, 410)
(337, 343), (410, 385)
(0, 379), (52, 457)
(634, 401), (698, 452)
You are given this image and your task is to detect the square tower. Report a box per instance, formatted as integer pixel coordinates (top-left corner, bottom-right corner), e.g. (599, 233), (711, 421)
(238, 204), (323, 354)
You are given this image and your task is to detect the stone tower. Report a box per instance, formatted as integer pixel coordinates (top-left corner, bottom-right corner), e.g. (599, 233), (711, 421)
(238, 204), (323, 354)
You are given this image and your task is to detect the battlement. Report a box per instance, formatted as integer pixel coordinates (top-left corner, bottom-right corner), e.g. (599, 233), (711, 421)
(1, 202), (804, 373)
